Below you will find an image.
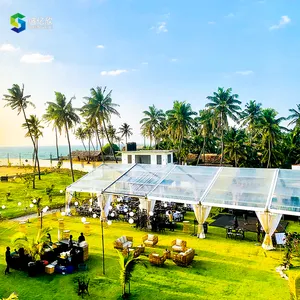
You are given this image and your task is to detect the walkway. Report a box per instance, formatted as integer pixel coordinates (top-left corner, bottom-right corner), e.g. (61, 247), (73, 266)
(10, 208), (61, 222)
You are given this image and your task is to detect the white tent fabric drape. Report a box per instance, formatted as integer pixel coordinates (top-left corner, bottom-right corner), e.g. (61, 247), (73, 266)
(256, 211), (282, 250)
(97, 193), (112, 220)
(193, 203), (212, 238)
(139, 198), (149, 211)
(150, 200), (156, 213)
(65, 191), (74, 212)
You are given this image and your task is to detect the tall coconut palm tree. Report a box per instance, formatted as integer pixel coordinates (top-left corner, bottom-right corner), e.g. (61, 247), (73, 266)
(224, 128), (247, 167)
(140, 105), (165, 147)
(82, 121), (93, 163)
(22, 115), (44, 180)
(3, 84), (38, 187)
(75, 126), (87, 150)
(240, 100), (262, 143)
(107, 124), (117, 144)
(195, 109), (214, 165)
(43, 104), (63, 160)
(206, 87), (242, 165)
(256, 108), (286, 168)
(166, 101), (196, 164)
(82, 86), (120, 163)
(287, 104), (300, 129)
(119, 123), (133, 145)
(45, 92), (80, 182)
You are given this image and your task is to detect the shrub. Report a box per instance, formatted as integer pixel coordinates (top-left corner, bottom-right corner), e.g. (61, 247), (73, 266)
(102, 143), (120, 155)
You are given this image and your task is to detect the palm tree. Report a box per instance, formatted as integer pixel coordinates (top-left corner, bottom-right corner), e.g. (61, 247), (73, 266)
(166, 101), (196, 164)
(256, 108), (286, 168)
(43, 104), (63, 160)
(240, 100), (262, 143)
(119, 123), (133, 145)
(287, 104), (300, 129)
(22, 115), (44, 180)
(224, 128), (247, 167)
(3, 84), (38, 187)
(107, 124), (117, 144)
(195, 109), (214, 165)
(82, 86), (120, 163)
(13, 227), (51, 262)
(82, 121), (93, 163)
(75, 126), (87, 150)
(206, 87), (242, 165)
(117, 250), (143, 298)
(45, 92), (80, 182)
(140, 105), (165, 147)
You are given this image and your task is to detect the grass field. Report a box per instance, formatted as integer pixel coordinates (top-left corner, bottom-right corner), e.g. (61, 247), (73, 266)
(0, 211), (292, 300)
(0, 170), (85, 219)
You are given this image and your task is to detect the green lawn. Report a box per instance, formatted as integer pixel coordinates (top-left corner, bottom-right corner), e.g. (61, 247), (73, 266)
(0, 170), (85, 219)
(0, 212), (292, 300)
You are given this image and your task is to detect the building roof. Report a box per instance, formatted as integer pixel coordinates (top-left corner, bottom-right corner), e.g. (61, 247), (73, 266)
(66, 163), (300, 216)
(120, 150), (174, 154)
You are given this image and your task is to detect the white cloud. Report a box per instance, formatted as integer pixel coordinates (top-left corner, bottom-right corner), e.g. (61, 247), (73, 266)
(236, 70), (254, 76)
(269, 15), (291, 30)
(20, 53), (54, 64)
(151, 22), (168, 33)
(141, 62), (148, 65)
(225, 13), (235, 18)
(170, 58), (178, 62)
(100, 69), (128, 76)
(0, 43), (19, 52)
(208, 21), (216, 25)
(96, 44), (104, 49)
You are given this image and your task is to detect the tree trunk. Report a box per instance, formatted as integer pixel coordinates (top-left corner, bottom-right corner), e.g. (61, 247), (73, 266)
(235, 152), (237, 167)
(267, 139), (271, 168)
(103, 120), (118, 163)
(87, 135), (91, 164)
(55, 126), (60, 160)
(35, 138), (41, 180)
(196, 137), (206, 166)
(91, 138), (96, 151)
(21, 106), (36, 187)
(81, 139), (87, 151)
(125, 135), (128, 145)
(96, 126), (105, 162)
(65, 122), (75, 182)
(220, 114), (224, 165)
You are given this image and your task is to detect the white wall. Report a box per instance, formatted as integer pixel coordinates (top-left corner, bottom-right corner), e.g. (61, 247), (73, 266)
(122, 152), (173, 165)
(292, 165), (300, 170)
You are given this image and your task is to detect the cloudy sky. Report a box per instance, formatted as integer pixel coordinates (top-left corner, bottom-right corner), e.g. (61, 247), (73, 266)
(0, 0), (298, 147)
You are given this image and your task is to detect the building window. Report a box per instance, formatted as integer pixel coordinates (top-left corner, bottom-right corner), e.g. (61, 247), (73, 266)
(128, 155), (132, 164)
(157, 155), (162, 165)
(168, 154), (171, 163)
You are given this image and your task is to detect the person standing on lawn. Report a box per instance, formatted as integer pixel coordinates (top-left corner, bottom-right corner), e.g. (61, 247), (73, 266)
(5, 246), (11, 275)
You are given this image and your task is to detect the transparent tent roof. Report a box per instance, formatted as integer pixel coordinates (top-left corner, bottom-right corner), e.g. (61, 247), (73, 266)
(66, 164), (132, 193)
(270, 169), (300, 215)
(203, 168), (277, 211)
(148, 165), (219, 203)
(104, 164), (174, 197)
(66, 163), (300, 215)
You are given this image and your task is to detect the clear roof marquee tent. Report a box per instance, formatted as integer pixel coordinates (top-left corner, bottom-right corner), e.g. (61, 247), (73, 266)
(66, 164), (300, 215)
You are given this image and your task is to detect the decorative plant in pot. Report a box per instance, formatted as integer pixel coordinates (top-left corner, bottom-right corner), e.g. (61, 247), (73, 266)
(12, 227), (52, 262)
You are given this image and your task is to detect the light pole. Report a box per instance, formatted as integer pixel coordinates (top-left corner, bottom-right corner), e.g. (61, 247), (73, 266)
(93, 212), (112, 275)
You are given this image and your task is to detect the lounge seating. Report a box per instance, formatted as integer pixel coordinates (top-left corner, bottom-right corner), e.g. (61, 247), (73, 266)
(173, 248), (195, 267)
(114, 236), (133, 250)
(171, 239), (187, 252)
(142, 234), (158, 247)
(149, 253), (166, 266)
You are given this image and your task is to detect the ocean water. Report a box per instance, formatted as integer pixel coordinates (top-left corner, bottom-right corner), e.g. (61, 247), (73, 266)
(0, 145), (86, 160)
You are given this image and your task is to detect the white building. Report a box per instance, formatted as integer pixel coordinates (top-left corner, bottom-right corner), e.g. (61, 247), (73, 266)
(121, 150), (174, 165)
(292, 165), (300, 170)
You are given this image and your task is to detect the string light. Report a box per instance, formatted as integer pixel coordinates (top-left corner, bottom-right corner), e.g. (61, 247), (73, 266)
(107, 220), (112, 226)
(129, 218), (134, 224)
(129, 212), (134, 217)
(81, 217), (86, 223)
(18, 202), (22, 206)
(92, 214), (97, 219)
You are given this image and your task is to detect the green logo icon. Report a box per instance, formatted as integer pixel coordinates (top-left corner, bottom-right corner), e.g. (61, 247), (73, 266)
(11, 13), (26, 33)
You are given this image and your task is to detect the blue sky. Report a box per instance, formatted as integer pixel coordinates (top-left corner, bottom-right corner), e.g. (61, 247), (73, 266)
(0, 0), (299, 146)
